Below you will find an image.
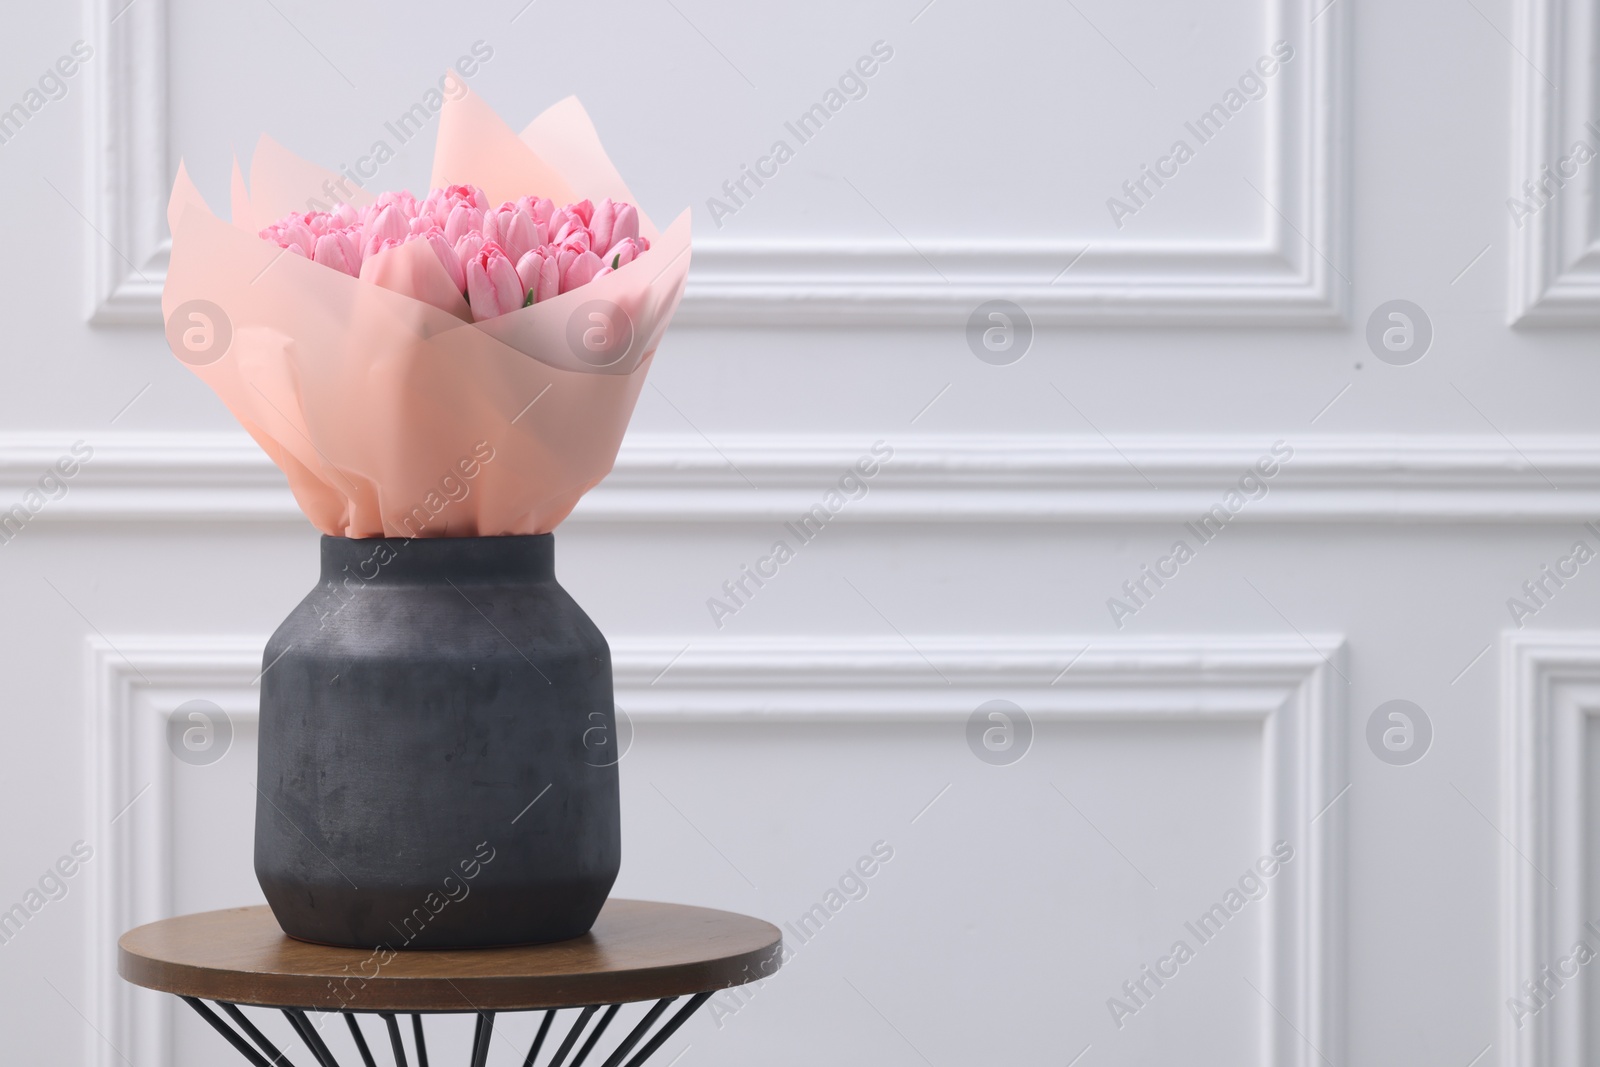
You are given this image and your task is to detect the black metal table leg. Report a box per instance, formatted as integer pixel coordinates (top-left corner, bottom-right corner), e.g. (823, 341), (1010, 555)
(521, 1008), (556, 1067)
(284, 1009), (344, 1067)
(381, 1013), (408, 1067)
(468, 1011), (495, 1067)
(185, 993), (716, 1066)
(546, 1005), (599, 1067)
(597, 998), (674, 1067)
(619, 992), (713, 1067)
(221, 1002), (299, 1067)
(411, 1013), (429, 1067)
(570, 1003), (621, 1067)
(345, 1013), (378, 1067)
(183, 998), (278, 1067)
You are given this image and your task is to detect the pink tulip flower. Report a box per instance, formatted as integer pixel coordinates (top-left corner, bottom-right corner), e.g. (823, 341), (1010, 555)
(560, 250), (605, 293)
(466, 243), (524, 321)
(261, 218), (316, 257)
(453, 232), (485, 281)
(361, 204), (409, 258)
(374, 190), (419, 220)
(588, 199), (617, 253)
(417, 227), (466, 291)
(444, 202), (484, 245)
(485, 205), (544, 263)
(421, 184), (489, 227)
(603, 237), (648, 270)
(610, 204), (640, 245)
(590, 199), (641, 253)
(312, 230), (361, 276)
(515, 248), (560, 305)
(516, 196), (555, 228)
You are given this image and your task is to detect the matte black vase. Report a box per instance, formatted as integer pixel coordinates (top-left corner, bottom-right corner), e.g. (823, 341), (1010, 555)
(255, 534), (620, 949)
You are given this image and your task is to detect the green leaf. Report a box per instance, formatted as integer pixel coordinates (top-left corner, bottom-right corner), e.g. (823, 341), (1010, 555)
(611, 254), (620, 270)
(523, 289), (535, 307)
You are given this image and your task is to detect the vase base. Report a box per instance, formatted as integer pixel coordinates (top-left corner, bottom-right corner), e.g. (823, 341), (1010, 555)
(279, 928), (595, 950)
(259, 873), (615, 951)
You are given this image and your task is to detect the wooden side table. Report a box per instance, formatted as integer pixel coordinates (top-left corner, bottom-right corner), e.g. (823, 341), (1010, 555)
(119, 900), (782, 1067)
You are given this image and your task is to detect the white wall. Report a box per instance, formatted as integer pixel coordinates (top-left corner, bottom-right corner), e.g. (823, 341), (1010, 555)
(1, 0), (1598, 1064)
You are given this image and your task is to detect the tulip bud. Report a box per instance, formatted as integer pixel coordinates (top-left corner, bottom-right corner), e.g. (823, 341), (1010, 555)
(361, 204), (409, 258)
(604, 237), (645, 270)
(555, 225), (591, 254)
(486, 206), (542, 263)
(515, 249), (560, 304)
(517, 196), (555, 228)
(445, 184), (488, 210)
(466, 242), (525, 320)
(453, 232), (485, 279)
(261, 218), (317, 257)
(312, 230), (361, 276)
(444, 202), (485, 245)
(559, 250), (605, 293)
(376, 189), (418, 220)
(418, 228), (466, 291)
(589, 199), (617, 254)
(610, 204), (640, 246)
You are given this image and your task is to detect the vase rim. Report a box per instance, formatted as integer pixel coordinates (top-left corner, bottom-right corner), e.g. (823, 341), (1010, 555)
(318, 532), (556, 584)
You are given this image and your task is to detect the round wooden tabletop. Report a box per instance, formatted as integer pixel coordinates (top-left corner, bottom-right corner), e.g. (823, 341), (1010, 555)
(119, 900), (783, 1012)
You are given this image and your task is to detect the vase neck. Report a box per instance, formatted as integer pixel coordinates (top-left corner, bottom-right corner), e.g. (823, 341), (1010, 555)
(319, 534), (555, 585)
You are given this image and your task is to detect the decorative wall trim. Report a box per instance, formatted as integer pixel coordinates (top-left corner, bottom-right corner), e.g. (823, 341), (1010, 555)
(1508, 0), (1600, 324)
(14, 432), (1600, 526)
(84, 639), (262, 1067)
(85, 634), (1345, 1067)
(674, 234), (1344, 326)
(85, 0), (170, 325)
(1501, 633), (1600, 1067)
(87, 0), (1346, 325)
(677, 0), (1349, 326)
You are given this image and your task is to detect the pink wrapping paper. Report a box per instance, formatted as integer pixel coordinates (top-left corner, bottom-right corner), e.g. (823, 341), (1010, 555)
(163, 90), (691, 538)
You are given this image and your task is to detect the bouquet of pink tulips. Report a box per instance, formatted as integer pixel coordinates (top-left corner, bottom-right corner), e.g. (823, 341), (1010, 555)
(258, 186), (651, 321)
(163, 89), (690, 539)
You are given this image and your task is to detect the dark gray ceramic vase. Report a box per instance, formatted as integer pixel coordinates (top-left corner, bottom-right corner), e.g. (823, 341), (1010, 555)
(255, 533), (620, 949)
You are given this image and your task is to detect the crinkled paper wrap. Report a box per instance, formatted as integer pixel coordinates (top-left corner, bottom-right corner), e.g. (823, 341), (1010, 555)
(163, 89), (690, 537)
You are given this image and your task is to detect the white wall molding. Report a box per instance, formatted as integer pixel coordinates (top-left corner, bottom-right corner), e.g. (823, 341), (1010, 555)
(85, 0), (170, 325)
(86, 633), (1344, 1067)
(675, 233), (1345, 326)
(1501, 633), (1600, 1067)
(14, 432), (1600, 526)
(89, 0), (1345, 326)
(682, 0), (1349, 326)
(84, 639), (262, 1067)
(1509, 0), (1600, 324)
